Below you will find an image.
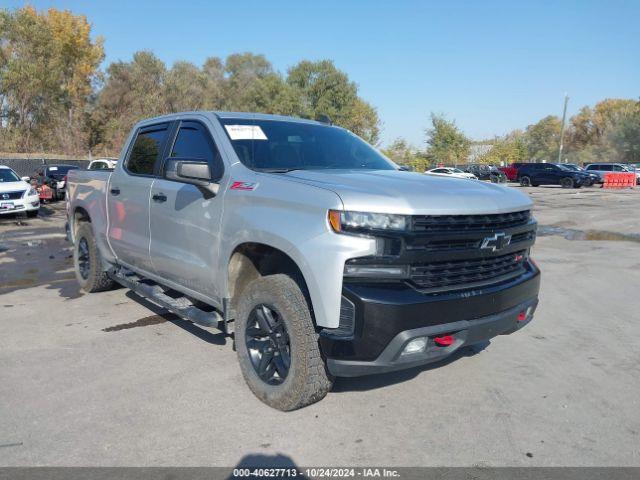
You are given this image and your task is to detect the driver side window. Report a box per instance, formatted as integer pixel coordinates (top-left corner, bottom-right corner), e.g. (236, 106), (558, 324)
(170, 121), (224, 181)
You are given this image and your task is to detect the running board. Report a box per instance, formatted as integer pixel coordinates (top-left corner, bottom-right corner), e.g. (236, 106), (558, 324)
(109, 269), (226, 331)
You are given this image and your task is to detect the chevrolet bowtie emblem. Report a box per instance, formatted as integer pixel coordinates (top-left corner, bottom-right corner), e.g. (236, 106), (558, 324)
(481, 232), (512, 252)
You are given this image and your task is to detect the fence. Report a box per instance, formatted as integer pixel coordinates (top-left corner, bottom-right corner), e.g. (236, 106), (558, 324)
(1, 158), (90, 177)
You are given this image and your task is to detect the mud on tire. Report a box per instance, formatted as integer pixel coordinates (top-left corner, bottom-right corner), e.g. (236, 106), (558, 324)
(235, 274), (334, 411)
(73, 222), (116, 293)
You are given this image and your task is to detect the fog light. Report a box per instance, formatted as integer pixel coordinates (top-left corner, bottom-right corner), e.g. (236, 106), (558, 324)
(402, 337), (427, 355)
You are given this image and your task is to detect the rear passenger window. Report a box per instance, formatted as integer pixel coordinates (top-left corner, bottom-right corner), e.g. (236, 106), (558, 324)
(127, 125), (169, 175)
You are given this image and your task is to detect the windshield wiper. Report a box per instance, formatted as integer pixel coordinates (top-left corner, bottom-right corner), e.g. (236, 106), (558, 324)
(256, 167), (301, 173)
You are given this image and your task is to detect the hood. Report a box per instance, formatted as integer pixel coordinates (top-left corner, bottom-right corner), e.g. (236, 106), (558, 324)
(282, 169), (533, 215)
(0, 181), (29, 193)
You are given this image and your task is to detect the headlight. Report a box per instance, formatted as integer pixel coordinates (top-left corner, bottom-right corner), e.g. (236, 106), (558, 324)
(27, 188), (37, 196)
(328, 210), (409, 233)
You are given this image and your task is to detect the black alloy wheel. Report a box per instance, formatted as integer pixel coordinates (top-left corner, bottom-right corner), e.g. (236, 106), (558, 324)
(245, 304), (291, 385)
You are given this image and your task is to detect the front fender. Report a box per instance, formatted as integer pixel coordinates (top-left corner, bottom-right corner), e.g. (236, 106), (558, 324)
(219, 171), (376, 328)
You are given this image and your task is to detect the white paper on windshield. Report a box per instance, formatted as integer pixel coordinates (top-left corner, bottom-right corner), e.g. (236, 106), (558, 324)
(224, 125), (268, 140)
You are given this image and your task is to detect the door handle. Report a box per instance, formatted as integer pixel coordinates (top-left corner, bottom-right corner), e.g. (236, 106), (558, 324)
(110, 187), (120, 196)
(152, 193), (167, 203)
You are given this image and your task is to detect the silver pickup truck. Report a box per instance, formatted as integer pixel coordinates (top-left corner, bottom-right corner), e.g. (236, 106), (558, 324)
(67, 111), (540, 410)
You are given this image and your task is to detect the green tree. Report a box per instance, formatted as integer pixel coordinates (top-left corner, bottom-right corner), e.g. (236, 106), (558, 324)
(91, 51), (167, 153)
(524, 115), (562, 161)
(480, 131), (528, 165)
(287, 60), (380, 143)
(607, 102), (640, 163)
(424, 113), (470, 165)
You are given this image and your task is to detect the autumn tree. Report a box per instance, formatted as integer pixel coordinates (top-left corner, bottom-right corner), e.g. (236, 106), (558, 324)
(0, 6), (103, 154)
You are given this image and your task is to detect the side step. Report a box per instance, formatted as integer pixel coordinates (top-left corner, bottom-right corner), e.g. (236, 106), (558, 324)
(109, 269), (228, 332)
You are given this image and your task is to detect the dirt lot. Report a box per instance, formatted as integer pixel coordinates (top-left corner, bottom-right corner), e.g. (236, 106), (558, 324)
(1, 186), (639, 467)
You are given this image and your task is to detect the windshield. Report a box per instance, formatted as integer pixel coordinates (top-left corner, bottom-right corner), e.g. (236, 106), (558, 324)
(220, 118), (396, 172)
(452, 168), (464, 173)
(0, 168), (20, 182)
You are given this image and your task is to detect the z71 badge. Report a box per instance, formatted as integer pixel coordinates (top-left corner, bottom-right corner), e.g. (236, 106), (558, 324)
(230, 181), (257, 191)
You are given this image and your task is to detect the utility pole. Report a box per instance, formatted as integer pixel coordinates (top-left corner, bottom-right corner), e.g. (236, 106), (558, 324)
(557, 93), (569, 163)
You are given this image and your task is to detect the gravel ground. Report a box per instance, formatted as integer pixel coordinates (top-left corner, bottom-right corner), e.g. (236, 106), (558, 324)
(1, 186), (639, 467)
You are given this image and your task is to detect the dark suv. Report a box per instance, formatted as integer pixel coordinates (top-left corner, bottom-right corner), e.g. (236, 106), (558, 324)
(517, 163), (593, 188)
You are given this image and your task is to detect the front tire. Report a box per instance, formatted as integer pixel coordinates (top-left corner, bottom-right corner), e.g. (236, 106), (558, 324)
(235, 274), (333, 411)
(73, 222), (116, 293)
(26, 210), (38, 218)
(561, 177), (574, 188)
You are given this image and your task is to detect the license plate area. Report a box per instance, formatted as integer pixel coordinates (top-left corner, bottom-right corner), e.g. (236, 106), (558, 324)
(1, 201), (15, 210)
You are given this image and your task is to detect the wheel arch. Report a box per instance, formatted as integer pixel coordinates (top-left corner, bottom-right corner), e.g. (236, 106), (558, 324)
(227, 242), (314, 323)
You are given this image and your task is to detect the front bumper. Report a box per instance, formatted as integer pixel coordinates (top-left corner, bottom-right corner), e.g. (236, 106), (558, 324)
(321, 264), (540, 377)
(0, 195), (40, 215)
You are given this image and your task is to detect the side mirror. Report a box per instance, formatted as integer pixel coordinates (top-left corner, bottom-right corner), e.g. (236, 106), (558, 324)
(21, 176), (31, 182)
(164, 158), (219, 195)
(398, 165), (412, 172)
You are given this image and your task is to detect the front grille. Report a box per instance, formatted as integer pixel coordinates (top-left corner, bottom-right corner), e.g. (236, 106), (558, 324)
(413, 210), (531, 233)
(409, 250), (528, 293)
(1, 191), (26, 200)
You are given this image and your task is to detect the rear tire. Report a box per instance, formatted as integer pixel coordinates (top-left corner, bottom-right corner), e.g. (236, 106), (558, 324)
(73, 222), (116, 293)
(520, 176), (531, 187)
(235, 274), (333, 411)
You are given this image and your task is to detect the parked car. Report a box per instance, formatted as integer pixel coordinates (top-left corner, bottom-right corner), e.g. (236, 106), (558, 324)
(517, 163), (592, 188)
(88, 158), (118, 170)
(498, 162), (527, 181)
(67, 111), (540, 411)
(463, 164), (508, 183)
(585, 163), (640, 185)
(561, 163), (600, 185)
(34, 164), (80, 200)
(425, 167), (477, 180)
(0, 165), (40, 218)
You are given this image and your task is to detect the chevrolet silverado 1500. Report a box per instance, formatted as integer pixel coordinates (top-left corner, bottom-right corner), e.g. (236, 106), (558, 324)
(66, 111), (540, 410)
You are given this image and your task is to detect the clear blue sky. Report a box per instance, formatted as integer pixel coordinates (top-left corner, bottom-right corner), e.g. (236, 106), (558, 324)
(7, 0), (640, 146)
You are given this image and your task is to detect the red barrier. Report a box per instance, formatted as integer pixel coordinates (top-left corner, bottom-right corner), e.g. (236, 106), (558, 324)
(603, 172), (636, 189)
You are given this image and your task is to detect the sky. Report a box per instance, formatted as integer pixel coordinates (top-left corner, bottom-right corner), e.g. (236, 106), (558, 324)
(6, 0), (639, 146)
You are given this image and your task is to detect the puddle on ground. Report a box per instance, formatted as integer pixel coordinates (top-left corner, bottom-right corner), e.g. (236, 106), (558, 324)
(538, 225), (640, 243)
(102, 313), (179, 332)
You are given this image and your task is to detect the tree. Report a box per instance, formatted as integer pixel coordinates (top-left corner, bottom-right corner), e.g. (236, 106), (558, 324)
(607, 102), (640, 163)
(164, 61), (208, 112)
(0, 6), (103, 153)
(524, 115), (562, 161)
(424, 113), (470, 165)
(91, 51), (167, 153)
(479, 131), (528, 165)
(567, 99), (638, 152)
(287, 60), (380, 144)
